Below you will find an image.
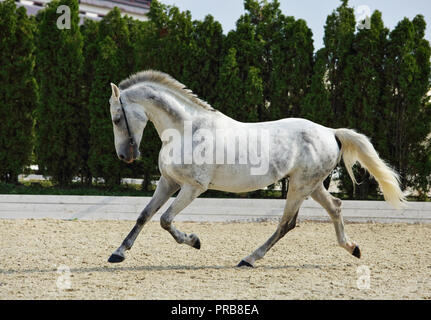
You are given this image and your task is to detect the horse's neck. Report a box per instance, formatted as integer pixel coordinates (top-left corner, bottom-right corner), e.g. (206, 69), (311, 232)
(143, 87), (199, 136)
(132, 84), (232, 137)
(157, 85), (206, 117)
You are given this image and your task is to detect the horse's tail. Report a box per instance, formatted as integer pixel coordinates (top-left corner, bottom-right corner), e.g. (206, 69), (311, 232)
(334, 128), (406, 209)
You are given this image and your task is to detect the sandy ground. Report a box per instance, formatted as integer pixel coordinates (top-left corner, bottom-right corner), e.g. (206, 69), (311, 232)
(0, 218), (429, 300)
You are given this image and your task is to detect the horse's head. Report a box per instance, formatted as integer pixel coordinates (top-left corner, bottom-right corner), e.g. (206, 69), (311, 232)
(109, 83), (148, 163)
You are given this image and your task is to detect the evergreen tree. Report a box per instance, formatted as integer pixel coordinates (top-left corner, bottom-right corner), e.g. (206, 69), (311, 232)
(314, 0), (358, 194)
(87, 8), (136, 187)
(225, 0), (281, 121)
(146, 1), (194, 82)
(88, 36), (123, 186)
(243, 66), (263, 122)
(34, 0), (84, 186)
(0, 0), (38, 183)
(98, 8), (134, 77)
(337, 11), (389, 199)
(215, 48), (259, 122)
(300, 49), (333, 126)
(321, 0), (356, 127)
(79, 18), (100, 185)
(383, 15), (431, 192)
(186, 14), (224, 105)
(270, 17), (314, 120)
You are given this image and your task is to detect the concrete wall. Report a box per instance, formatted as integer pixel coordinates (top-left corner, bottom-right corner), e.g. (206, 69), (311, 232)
(0, 195), (429, 223)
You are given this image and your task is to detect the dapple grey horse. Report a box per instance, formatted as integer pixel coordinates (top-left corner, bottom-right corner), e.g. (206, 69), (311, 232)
(107, 70), (405, 267)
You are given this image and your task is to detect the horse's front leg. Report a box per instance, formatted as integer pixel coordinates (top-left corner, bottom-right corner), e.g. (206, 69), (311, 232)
(108, 176), (179, 263)
(160, 184), (205, 249)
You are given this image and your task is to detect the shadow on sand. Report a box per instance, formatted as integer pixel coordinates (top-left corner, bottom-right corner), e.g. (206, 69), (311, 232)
(0, 263), (338, 275)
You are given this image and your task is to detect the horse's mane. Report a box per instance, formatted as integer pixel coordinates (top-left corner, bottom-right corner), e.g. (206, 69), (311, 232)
(119, 70), (215, 111)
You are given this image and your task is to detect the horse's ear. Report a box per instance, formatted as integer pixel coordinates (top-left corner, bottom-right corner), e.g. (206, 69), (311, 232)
(110, 83), (120, 100)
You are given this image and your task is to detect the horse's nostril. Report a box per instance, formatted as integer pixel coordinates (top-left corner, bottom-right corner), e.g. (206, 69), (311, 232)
(119, 154), (125, 160)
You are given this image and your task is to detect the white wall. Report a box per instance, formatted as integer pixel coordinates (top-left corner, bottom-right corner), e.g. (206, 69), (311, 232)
(0, 195), (429, 223)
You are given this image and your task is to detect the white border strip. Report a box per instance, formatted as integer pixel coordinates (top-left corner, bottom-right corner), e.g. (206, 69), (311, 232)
(0, 195), (430, 223)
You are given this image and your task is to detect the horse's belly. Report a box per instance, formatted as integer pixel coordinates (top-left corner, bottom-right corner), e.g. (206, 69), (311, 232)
(209, 165), (279, 193)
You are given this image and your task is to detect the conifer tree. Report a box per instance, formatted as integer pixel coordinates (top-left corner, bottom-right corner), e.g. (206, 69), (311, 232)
(34, 0), (84, 186)
(186, 15), (224, 105)
(270, 17), (314, 120)
(337, 11), (388, 199)
(87, 8), (136, 186)
(321, 0), (356, 127)
(383, 15), (431, 192)
(0, 0), (38, 183)
(87, 36), (123, 186)
(214, 48), (244, 118)
(300, 49), (333, 126)
(79, 18), (100, 185)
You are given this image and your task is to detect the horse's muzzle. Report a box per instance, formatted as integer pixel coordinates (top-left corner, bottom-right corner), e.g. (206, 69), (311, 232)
(118, 153), (134, 163)
(118, 147), (140, 163)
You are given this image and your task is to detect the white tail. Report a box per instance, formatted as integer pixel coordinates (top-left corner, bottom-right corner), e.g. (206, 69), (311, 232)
(335, 128), (406, 209)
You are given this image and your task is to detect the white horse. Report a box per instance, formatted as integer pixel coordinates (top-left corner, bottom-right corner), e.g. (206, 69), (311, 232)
(107, 70), (405, 267)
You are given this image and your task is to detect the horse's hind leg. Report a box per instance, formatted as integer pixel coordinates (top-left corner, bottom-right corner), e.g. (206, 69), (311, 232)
(237, 184), (307, 268)
(108, 176), (179, 263)
(311, 184), (361, 258)
(160, 184), (205, 249)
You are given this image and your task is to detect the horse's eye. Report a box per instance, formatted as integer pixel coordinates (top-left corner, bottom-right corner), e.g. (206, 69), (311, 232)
(113, 117), (121, 125)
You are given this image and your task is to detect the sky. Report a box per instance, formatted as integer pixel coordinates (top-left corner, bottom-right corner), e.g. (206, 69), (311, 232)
(160, 0), (431, 50)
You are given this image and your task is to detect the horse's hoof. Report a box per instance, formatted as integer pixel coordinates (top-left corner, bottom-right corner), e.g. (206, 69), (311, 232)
(237, 260), (254, 268)
(192, 237), (201, 250)
(108, 253), (125, 263)
(188, 234), (200, 249)
(352, 246), (361, 259)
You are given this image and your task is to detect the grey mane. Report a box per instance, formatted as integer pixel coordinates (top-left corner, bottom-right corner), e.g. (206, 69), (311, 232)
(119, 70), (216, 112)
